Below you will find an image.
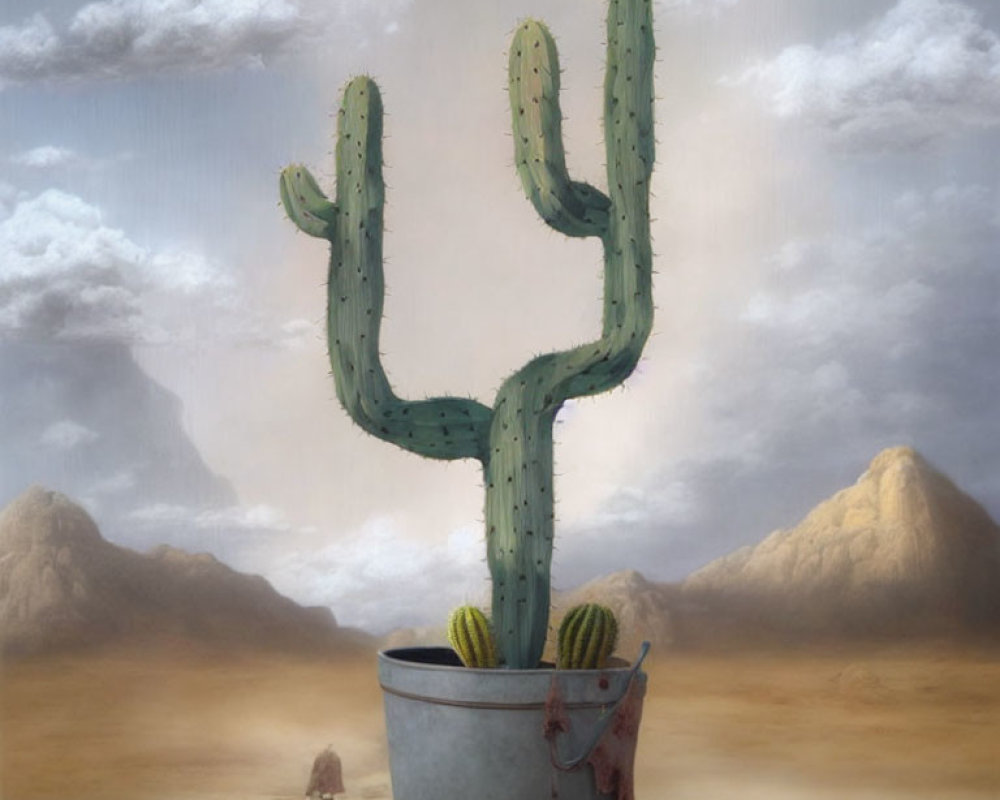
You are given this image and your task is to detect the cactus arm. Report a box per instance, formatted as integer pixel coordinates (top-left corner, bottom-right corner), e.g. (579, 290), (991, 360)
(281, 77), (493, 462)
(504, 0), (655, 408)
(602, 0), (656, 382)
(517, 0), (656, 401)
(280, 165), (337, 238)
(509, 20), (611, 238)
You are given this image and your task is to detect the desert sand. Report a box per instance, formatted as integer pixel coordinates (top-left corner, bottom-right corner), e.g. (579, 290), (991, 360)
(3, 640), (1000, 800)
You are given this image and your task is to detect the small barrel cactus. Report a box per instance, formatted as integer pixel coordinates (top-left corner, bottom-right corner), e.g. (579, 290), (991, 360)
(447, 606), (498, 668)
(557, 604), (618, 669)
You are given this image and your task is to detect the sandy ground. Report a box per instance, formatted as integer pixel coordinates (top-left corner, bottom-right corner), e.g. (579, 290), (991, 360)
(2, 640), (999, 799)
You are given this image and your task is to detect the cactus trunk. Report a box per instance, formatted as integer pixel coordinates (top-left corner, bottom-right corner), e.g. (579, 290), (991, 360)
(484, 393), (556, 666)
(280, 0), (655, 671)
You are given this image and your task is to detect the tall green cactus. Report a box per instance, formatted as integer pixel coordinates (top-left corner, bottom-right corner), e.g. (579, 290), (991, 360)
(280, 0), (654, 669)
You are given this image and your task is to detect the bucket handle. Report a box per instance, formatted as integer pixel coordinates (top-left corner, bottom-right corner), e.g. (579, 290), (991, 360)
(548, 640), (650, 771)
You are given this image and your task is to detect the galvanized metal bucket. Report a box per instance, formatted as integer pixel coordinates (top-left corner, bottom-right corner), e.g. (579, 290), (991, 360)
(377, 645), (648, 800)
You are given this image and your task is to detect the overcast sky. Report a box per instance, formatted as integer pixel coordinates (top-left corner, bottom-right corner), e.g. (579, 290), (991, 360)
(1, 0), (998, 633)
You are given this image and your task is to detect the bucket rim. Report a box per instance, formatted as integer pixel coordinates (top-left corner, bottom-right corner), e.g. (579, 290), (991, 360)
(377, 646), (638, 675)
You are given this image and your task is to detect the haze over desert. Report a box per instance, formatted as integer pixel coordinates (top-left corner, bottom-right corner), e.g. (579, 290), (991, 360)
(3, 448), (1000, 798)
(4, 641), (1000, 799)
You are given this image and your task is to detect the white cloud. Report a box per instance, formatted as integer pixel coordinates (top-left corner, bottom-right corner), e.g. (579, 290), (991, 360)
(195, 503), (302, 533)
(222, 316), (321, 351)
(0, 188), (226, 342)
(8, 145), (133, 171)
(722, 184), (1000, 458)
(0, 0), (302, 85)
(276, 318), (320, 350)
(740, 279), (935, 349)
(0, 187), (306, 348)
(125, 500), (488, 632)
(0, 15), (59, 83)
(589, 481), (700, 529)
(736, 0), (1000, 150)
(738, 183), (996, 350)
(0, 0), (410, 87)
(127, 501), (302, 532)
(9, 145), (80, 169)
(268, 516), (488, 633)
(40, 419), (99, 450)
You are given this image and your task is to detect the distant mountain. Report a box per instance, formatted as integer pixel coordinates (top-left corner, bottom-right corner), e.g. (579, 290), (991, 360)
(380, 447), (1000, 655)
(548, 569), (675, 659)
(681, 446), (1000, 640)
(0, 341), (235, 544)
(0, 486), (372, 656)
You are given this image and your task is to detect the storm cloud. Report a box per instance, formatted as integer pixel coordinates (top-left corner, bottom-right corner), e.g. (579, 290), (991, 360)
(0, 0), (408, 87)
(563, 181), (1000, 584)
(0, 187), (315, 348)
(0, 188), (228, 342)
(737, 0), (1000, 150)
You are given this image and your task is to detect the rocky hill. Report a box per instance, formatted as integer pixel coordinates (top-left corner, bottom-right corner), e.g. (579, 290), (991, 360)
(0, 486), (372, 656)
(547, 569), (675, 659)
(0, 341), (236, 549)
(384, 448), (1000, 654)
(681, 447), (1000, 641)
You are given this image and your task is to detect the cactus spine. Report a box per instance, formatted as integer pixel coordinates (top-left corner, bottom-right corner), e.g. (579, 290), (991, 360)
(447, 606), (498, 668)
(557, 604), (619, 669)
(280, 0), (654, 669)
